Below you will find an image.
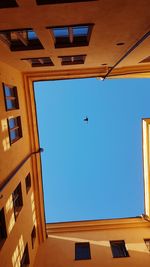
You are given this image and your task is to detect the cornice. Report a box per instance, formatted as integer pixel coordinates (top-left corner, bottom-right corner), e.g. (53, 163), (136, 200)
(46, 217), (150, 234)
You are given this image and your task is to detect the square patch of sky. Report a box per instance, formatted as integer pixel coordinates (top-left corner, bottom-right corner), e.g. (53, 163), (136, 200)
(27, 30), (37, 40)
(34, 78), (147, 223)
(53, 27), (69, 37)
(73, 26), (89, 36)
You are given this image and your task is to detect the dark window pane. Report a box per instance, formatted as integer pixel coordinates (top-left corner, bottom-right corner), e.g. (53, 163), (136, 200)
(12, 183), (23, 220)
(25, 173), (31, 193)
(110, 240), (129, 258)
(0, 208), (7, 243)
(0, 0), (18, 8)
(60, 55), (85, 65)
(75, 243), (91, 260)
(31, 226), (36, 249)
(20, 244), (30, 267)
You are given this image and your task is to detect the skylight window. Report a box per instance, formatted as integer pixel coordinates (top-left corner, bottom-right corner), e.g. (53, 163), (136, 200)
(49, 24), (93, 48)
(21, 57), (54, 67)
(59, 55), (86, 65)
(0, 29), (43, 51)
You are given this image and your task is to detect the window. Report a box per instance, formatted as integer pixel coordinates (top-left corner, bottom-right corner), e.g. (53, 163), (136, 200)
(0, 208), (7, 246)
(75, 242), (91, 260)
(0, 29), (43, 51)
(20, 243), (30, 267)
(12, 183), (23, 220)
(25, 173), (31, 193)
(8, 116), (22, 144)
(31, 226), (36, 249)
(3, 83), (19, 110)
(49, 24), (93, 48)
(144, 239), (150, 251)
(21, 57), (54, 67)
(59, 55), (86, 65)
(110, 240), (129, 258)
(36, 0), (95, 4)
(0, 0), (18, 8)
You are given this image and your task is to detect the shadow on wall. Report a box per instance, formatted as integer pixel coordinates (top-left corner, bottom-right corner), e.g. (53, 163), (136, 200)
(33, 231), (150, 267)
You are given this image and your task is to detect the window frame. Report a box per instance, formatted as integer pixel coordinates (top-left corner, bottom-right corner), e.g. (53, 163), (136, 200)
(8, 116), (22, 145)
(3, 83), (19, 111)
(110, 240), (129, 258)
(48, 24), (93, 48)
(12, 182), (23, 220)
(21, 57), (54, 67)
(0, 28), (43, 51)
(59, 54), (86, 65)
(75, 242), (91, 260)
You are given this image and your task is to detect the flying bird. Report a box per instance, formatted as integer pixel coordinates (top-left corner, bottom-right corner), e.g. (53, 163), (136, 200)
(83, 116), (88, 123)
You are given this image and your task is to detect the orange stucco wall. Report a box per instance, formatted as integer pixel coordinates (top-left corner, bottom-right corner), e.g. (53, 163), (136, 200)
(0, 157), (38, 267)
(34, 225), (150, 267)
(0, 62), (40, 267)
(0, 61), (31, 186)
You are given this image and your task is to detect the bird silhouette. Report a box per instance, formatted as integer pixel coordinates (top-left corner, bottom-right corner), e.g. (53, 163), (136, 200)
(84, 116), (88, 123)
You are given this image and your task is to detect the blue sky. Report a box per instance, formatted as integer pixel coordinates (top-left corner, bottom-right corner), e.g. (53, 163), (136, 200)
(34, 78), (149, 223)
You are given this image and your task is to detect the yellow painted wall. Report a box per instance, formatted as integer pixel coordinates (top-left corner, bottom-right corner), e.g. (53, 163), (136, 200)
(0, 159), (38, 267)
(0, 61), (30, 186)
(34, 225), (150, 267)
(0, 62), (44, 266)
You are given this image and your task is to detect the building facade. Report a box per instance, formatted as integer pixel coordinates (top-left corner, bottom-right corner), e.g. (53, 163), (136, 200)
(0, 0), (150, 266)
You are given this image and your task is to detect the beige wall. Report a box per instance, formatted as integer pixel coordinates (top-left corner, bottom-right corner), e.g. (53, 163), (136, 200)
(34, 224), (150, 267)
